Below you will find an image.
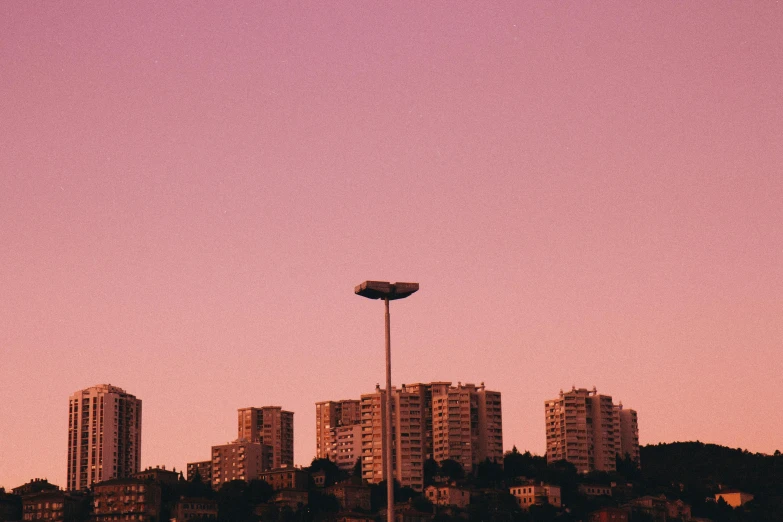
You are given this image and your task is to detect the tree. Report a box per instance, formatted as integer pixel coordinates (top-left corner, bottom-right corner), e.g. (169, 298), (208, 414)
(309, 457), (343, 487)
(424, 458), (440, 486)
(476, 458), (504, 488)
(352, 458), (363, 480)
(440, 459), (465, 481)
(216, 480), (254, 522)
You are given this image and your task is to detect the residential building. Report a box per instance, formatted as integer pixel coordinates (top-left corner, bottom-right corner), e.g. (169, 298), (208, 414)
(258, 468), (309, 491)
(271, 490), (308, 509)
(333, 424), (363, 472)
(21, 491), (77, 522)
(321, 381), (502, 485)
(211, 440), (271, 488)
(715, 490), (754, 507)
(424, 485), (470, 508)
(430, 382), (503, 473)
(666, 499), (692, 520)
(67, 385), (142, 491)
(360, 385), (425, 491)
(624, 496), (667, 522)
(171, 498), (217, 522)
(509, 483), (561, 510)
(315, 400), (361, 461)
(93, 478), (161, 522)
(545, 387), (640, 473)
(325, 483), (372, 512)
(186, 461), (212, 484)
(13, 480), (59, 497)
(578, 484), (612, 497)
(405, 382), (451, 460)
(616, 405), (640, 464)
(237, 407), (294, 469)
(133, 466), (179, 485)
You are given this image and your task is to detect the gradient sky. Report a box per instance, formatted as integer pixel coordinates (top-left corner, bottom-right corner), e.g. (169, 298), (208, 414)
(1, 2), (782, 490)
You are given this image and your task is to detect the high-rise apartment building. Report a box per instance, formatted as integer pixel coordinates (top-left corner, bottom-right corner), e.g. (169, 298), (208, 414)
(237, 406), (294, 469)
(211, 440), (271, 488)
(67, 385), (142, 491)
(360, 385), (425, 491)
(617, 404), (640, 463)
(544, 387), (640, 473)
(318, 381), (503, 489)
(315, 400), (361, 469)
(429, 383), (503, 474)
(405, 382), (451, 460)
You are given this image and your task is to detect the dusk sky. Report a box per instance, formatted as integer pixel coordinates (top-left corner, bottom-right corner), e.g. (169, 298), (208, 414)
(1, 2), (781, 490)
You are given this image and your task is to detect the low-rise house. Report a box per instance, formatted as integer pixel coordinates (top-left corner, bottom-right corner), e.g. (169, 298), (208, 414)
(133, 468), (180, 486)
(579, 484), (612, 497)
(259, 468), (308, 491)
(715, 490), (754, 508)
(93, 478), (161, 522)
(13, 481), (59, 497)
(667, 498), (692, 520)
(624, 496), (667, 522)
(272, 490), (308, 510)
(509, 483), (561, 509)
(22, 491), (77, 522)
(171, 498), (217, 522)
(424, 485), (470, 508)
(311, 470), (326, 488)
(325, 483), (371, 512)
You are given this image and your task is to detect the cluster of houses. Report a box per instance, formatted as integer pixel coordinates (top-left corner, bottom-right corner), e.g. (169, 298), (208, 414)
(0, 468), (755, 522)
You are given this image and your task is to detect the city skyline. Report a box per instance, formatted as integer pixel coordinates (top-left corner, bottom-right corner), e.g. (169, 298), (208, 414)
(2, 1), (781, 492)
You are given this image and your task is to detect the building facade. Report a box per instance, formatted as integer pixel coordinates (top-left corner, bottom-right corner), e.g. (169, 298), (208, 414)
(186, 461), (212, 484)
(67, 385), (142, 491)
(92, 478), (161, 522)
(132, 467), (179, 485)
(545, 387), (640, 473)
(424, 485), (470, 508)
(22, 491), (77, 522)
(258, 468), (309, 491)
(211, 440), (271, 488)
(171, 498), (217, 522)
(315, 400), (362, 471)
(360, 385), (425, 491)
(509, 483), (561, 510)
(617, 405), (640, 463)
(237, 407), (294, 469)
(319, 381), (502, 490)
(430, 382), (503, 474)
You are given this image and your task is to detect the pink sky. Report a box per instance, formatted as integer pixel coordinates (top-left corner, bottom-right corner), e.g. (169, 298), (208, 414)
(1, 2), (781, 489)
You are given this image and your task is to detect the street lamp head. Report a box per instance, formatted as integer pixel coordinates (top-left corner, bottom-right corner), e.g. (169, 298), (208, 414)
(355, 281), (419, 300)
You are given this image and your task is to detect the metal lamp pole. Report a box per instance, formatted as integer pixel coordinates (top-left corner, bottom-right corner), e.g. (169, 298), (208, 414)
(355, 281), (419, 522)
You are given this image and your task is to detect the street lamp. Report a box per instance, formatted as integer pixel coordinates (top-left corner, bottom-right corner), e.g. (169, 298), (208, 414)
(355, 281), (419, 522)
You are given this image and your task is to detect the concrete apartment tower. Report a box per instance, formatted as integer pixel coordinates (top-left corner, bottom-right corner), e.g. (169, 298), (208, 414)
(544, 387), (640, 473)
(355, 381), (503, 490)
(360, 385), (425, 491)
(429, 382), (503, 474)
(67, 384), (141, 491)
(315, 400), (362, 471)
(237, 406), (294, 469)
(616, 404), (641, 463)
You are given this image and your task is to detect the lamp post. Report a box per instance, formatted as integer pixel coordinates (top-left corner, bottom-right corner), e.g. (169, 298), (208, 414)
(355, 281), (419, 522)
